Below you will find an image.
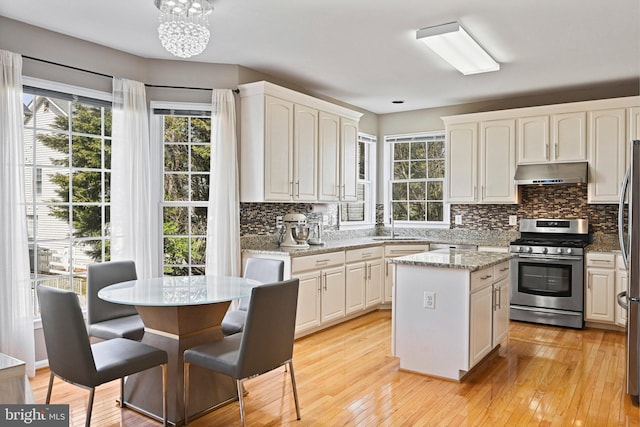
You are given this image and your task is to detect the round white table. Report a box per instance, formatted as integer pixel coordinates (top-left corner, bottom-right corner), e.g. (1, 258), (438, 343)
(99, 275), (261, 425)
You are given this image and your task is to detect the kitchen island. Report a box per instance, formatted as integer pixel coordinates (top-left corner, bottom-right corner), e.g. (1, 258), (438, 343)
(391, 250), (512, 381)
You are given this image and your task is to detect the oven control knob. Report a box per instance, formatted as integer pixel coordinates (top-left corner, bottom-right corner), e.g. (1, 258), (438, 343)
(517, 246), (524, 252)
(566, 248), (573, 254)
(542, 247), (548, 254)
(526, 247), (533, 253)
(557, 247), (564, 254)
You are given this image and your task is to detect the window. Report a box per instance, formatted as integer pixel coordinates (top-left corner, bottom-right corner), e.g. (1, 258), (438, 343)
(154, 107), (212, 276)
(23, 81), (112, 314)
(386, 132), (447, 224)
(340, 133), (376, 226)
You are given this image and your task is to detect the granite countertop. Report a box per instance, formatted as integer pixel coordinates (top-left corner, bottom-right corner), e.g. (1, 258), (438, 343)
(390, 249), (513, 272)
(586, 242), (621, 253)
(241, 235), (511, 258)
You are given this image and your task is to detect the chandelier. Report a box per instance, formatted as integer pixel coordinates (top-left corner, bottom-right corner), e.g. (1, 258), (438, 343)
(154, 0), (213, 58)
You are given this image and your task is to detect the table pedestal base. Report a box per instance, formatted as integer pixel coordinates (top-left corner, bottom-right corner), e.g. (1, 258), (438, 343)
(124, 303), (236, 425)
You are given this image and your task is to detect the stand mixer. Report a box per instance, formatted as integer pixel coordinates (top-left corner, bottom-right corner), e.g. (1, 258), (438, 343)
(280, 212), (310, 248)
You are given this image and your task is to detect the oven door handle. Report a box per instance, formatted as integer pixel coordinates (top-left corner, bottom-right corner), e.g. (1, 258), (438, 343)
(515, 255), (582, 262)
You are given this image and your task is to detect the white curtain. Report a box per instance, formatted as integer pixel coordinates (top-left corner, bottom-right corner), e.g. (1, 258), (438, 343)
(0, 49), (36, 377)
(111, 78), (155, 278)
(205, 89), (241, 276)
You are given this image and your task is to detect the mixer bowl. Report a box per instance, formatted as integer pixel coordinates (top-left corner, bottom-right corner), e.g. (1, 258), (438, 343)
(292, 225), (310, 243)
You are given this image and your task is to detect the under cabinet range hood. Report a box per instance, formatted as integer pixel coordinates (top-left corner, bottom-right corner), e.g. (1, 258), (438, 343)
(514, 162), (588, 185)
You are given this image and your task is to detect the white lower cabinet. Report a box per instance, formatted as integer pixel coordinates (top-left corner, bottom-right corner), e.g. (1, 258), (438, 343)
(291, 251), (346, 334)
(383, 244), (429, 303)
(345, 247), (384, 314)
(469, 261), (510, 368)
(585, 253), (616, 324)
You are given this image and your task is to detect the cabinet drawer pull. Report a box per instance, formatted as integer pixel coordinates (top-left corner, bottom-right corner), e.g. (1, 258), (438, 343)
(480, 275), (492, 280)
(499, 267), (509, 272)
(315, 259), (331, 265)
(362, 252), (372, 258)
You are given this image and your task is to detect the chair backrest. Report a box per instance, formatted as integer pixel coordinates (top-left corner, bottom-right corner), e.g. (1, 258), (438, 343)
(37, 285), (97, 386)
(238, 258), (285, 311)
(236, 278), (299, 379)
(87, 261), (139, 324)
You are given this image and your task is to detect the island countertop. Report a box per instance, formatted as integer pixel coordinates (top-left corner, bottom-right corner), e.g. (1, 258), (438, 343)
(390, 249), (513, 272)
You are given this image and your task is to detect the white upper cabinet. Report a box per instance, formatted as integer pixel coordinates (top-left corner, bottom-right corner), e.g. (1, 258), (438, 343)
(588, 108), (626, 203)
(517, 116), (550, 164)
(293, 104), (319, 201)
(318, 111), (341, 201)
(446, 122), (478, 203)
(480, 119), (517, 203)
(551, 112), (587, 162)
(517, 112), (586, 164)
(239, 81), (362, 203)
(340, 118), (359, 202)
(630, 107), (640, 141)
(264, 96), (294, 201)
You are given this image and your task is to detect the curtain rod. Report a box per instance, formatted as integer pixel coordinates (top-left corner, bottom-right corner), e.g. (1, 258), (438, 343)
(22, 55), (240, 94)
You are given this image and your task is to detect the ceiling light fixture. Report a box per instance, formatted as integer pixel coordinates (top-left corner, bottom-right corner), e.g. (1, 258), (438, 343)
(416, 22), (499, 75)
(154, 0), (213, 58)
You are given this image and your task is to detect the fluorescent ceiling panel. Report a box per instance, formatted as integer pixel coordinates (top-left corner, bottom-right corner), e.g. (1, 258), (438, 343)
(417, 22), (500, 75)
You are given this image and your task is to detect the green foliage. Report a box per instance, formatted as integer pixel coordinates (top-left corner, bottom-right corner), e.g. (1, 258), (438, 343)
(38, 102), (110, 261)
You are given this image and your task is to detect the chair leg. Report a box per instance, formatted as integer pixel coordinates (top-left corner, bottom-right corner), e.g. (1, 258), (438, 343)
(85, 388), (95, 427)
(288, 361), (301, 420)
(184, 362), (190, 426)
(120, 377), (125, 408)
(46, 372), (54, 404)
(236, 379), (246, 427)
(161, 364), (168, 427)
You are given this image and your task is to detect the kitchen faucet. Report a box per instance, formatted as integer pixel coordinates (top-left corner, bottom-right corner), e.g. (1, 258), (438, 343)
(390, 215), (396, 238)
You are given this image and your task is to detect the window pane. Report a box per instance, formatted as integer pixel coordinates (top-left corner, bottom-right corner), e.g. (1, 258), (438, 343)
(41, 168), (69, 204)
(392, 202), (408, 221)
(191, 237), (206, 264)
(394, 142), (409, 161)
(392, 182), (407, 200)
(164, 237), (189, 265)
(411, 141), (425, 159)
(165, 144), (189, 172)
(393, 161), (409, 180)
(358, 141), (366, 180)
(164, 174), (189, 201)
(36, 131), (69, 167)
(410, 161), (426, 179)
(428, 140), (445, 158)
(191, 175), (210, 202)
(427, 181), (443, 200)
(104, 108), (112, 137)
(104, 138), (112, 170)
(164, 206), (189, 235)
(427, 202), (444, 221)
(164, 117), (189, 142)
(409, 182), (425, 201)
(75, 239), (104, 267)
(191, 207), (208, 235)
(72, 205), (103, 238)
(71, 103), (103, 136)
(408, 202), (426, 221)
(35, 96), (69, 130)
(72, 171), (102, 203)
(428, 159), (445, 178)
(191, 118), (211, 142)
(191, 145), (211, 172)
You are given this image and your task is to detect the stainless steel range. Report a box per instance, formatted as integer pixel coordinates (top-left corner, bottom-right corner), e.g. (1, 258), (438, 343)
(509, 219), (590, 329)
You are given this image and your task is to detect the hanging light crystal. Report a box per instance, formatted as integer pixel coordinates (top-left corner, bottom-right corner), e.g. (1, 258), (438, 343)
(154, 0), (213, 58)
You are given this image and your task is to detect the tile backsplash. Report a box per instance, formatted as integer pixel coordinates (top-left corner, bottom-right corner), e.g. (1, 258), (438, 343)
(241, 185), (620, 238)
(450, 184), (619, 234)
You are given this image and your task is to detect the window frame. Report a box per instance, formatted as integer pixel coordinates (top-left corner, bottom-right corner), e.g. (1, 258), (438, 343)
(383, 131), (450, 228)
(339, 132), (377, 229)
(150, 101), (213, 277)
(22, 76), (113, 316)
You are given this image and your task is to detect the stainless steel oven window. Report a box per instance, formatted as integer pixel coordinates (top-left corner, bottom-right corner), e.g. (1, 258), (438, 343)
(517, 262), (572, 297)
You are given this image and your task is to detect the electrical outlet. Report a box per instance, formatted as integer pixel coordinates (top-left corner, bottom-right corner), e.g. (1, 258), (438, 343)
(454, 215), (462, 225)
(424, 291), (435, 309)
(509, 215), (517, 226)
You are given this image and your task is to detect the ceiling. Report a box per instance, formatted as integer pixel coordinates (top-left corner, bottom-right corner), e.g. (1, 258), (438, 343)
(1, 0), (638, 114)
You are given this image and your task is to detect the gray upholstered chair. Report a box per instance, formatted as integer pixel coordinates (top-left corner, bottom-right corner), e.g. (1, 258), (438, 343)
(37, 285), (168, 427)
(87, 260), (145, 341)
(220, 258), (285, 336)
(184, 278), (301, 426)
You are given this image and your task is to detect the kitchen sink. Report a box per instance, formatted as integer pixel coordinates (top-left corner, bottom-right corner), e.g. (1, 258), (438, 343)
(371, 236), (423, 241)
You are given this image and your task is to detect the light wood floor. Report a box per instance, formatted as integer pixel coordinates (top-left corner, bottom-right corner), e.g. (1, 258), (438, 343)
(30, 310), (640, 426)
